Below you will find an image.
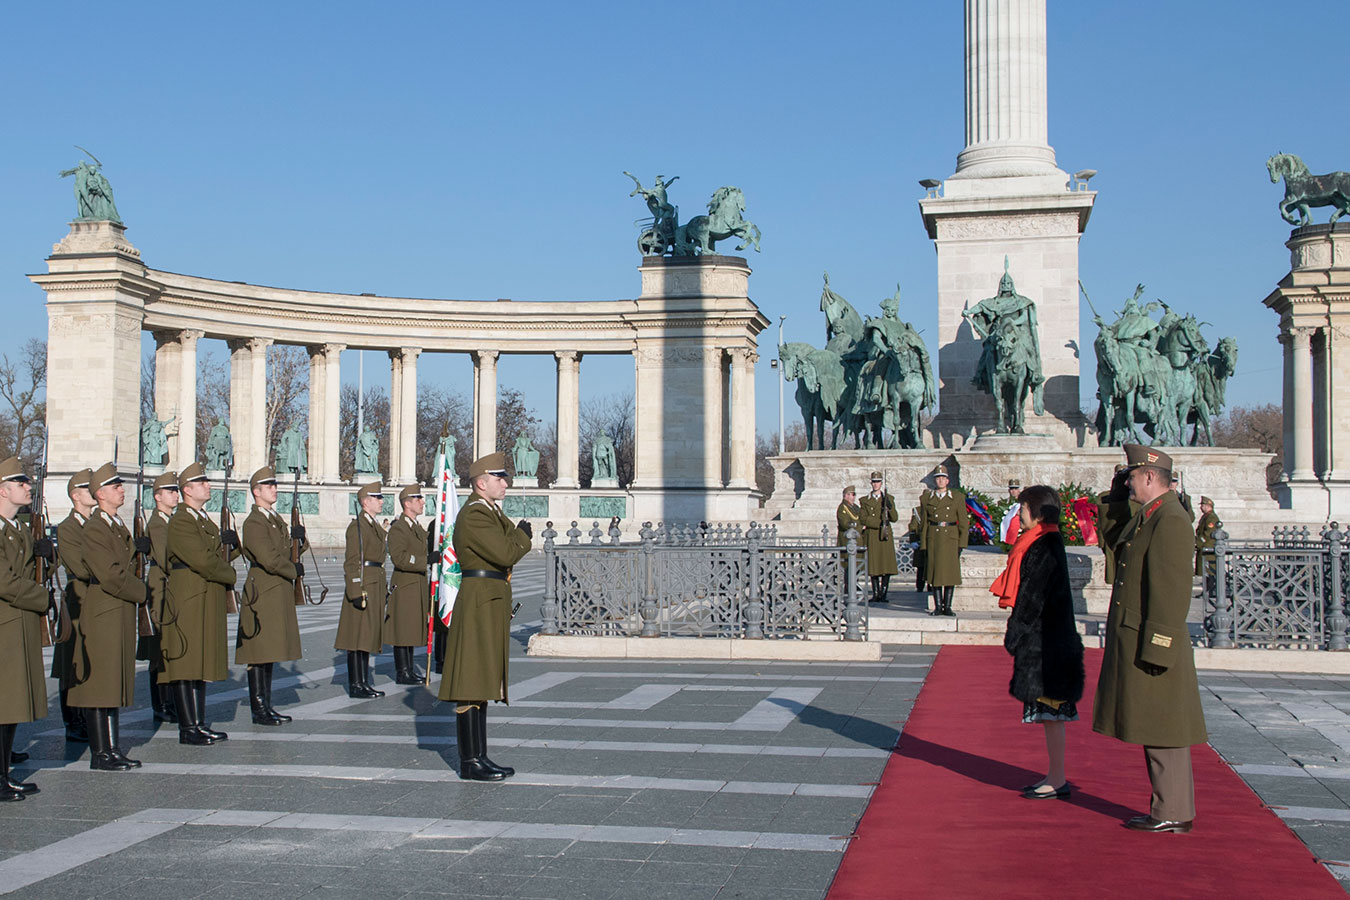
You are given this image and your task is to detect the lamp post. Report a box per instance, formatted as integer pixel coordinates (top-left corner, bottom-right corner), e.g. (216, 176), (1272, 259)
(777, 315), (786, 455)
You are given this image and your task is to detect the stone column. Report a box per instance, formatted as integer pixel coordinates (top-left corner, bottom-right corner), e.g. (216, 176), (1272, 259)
(399, 348), (420, 483)
(323, 345), (343, 482)
(956, 0), (1057, 178)
(473, 350), (499, 459)
(1291, 326), (1315, 481)
(727, 348), (756, 489)
(176, 330), (204, 467)
(307, 345), (327, 481)
(1280, 330), (1295, 480)
(1314, 328), (1330, 478)
(154, 331), (183, 434)
(248, 338), (271, 474)
(227, 338), (252, 473)
(388, 350), (404, 480)
(702, 347), (725, 488)
(554, 351), (580, 488)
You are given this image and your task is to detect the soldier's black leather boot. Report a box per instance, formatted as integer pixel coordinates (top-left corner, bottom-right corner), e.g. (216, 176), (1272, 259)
(361, 652), (385, 697)
(456, 708), (504, 782)
(880, 576), (891, 602)
(61, 690), (88, 742)
(262, 663), (291, 723)
(942, 586), (956, 617)
(89, 710), (132, 771)
(195, 682), (228, 741)
(0, 723), (35, 797)
(929, 590), (941, 616)
(394, 647), (425, 685)
(248, 666), (283, 726)
(107, 709), (141, 768)
(174, 682), (215, 745)
(475, 704), (514, 778)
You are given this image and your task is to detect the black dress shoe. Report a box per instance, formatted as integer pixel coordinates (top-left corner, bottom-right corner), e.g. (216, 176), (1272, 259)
(179, 728), (216, 746)
(110, 750), (142, 769)
(1125, 815), (1192, 833)
(252, 711), (286, 726)
(10, 750), (29, 764)
(0, 786), (23, 802)
(90, 752), (134, 772)
(3, 777), (38, 795)
(459, 758), (506, 782)
(1022, 784), (1070, 799)
(199, 726), (228, 742)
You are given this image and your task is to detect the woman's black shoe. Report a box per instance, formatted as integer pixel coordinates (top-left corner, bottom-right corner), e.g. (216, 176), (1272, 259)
(1022, 784), (1071, 799)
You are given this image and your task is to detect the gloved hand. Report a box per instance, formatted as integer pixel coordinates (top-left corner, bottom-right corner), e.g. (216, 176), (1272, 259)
(221, 529), (240, 550)
(516, 519), (533, 540)
(290, 524), (306, 541)
(428, 549), (441, 565)
(134, 536), (153, 556)
(33, 537), (55, 561)
(294, 561), (305, 578)
(1106, 469), (1130, 503)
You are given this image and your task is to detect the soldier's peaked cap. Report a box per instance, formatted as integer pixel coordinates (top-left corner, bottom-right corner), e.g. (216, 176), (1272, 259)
(249, 466), (278, 488)
(933, 465), (950, 477)
(356, 481), (383, 502)
(91, 462), (122, 487)
(68, 468), (93, 495)
(398, 484), (424, 502)
(180, 462), (209, 483)
(1201, 495), (1214, 506)
(152, 471), (179, 491)
(1122, 443), (1173, 475)
(0, 457), (29, 483)
(469, 452), (509, 480)
(869, 471), (883, 481)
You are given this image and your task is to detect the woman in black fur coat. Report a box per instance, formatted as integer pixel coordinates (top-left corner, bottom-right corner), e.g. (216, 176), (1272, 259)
(1001, 484), (1085, 799)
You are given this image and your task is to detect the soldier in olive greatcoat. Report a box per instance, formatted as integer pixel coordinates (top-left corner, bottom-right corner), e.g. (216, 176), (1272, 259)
(1093, 444), (1207, 833)
(164, 462), (238, 746)
(237, 467), (305, 725)
(145, 471), (180, 723)
(859, 472), (898, 603)
(1194, 496), (1221, 597)
(835, 486), (861, 547)
(387, 484), (430, 685)
(338, 482), (388, 698)
(69, 462), (150, 771)
(53, 468), (94, 742)
(438, 453), (532, 782)
(917, 465), (969, 617)
(0, 456), (49, 801)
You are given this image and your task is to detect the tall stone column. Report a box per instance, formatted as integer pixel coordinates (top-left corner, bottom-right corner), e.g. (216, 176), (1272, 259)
(154, 331), (183, 436)
(227, 338), (252, 473)
(1280, 330), (1295, 480)
(399, 348), (420, 483)
(702, 347), (726, 488)
(248, 339), (271, 474)
(323, 344), (344, 482)
(554, 351), (580, 488)
(1291, 326), (1315, 481)
(388, 350), (403, 480)
(307, 345), (327, 481)
(473, 350), (499, 459)
(727, 348), (756, 489)
(176, 330), (204, 467)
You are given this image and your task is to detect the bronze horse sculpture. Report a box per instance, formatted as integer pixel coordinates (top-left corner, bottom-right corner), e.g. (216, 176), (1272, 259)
(1268, 153), (1350, 226)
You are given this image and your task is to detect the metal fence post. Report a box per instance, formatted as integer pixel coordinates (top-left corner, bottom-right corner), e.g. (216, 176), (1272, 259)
(540, 522), (559, 635)
(843, 524), (862, 641)
(1327, 525), (1346, 651)
(639, 522), (659, 637)
(1209, 528), (1233, 649)
(744, 524), (764, 639)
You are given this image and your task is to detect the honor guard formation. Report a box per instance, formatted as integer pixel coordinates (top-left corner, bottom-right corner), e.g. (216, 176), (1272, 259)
(0, 450), (533, 801)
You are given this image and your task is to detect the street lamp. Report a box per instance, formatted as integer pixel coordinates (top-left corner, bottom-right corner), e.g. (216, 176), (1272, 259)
(777, 315), (786, 455)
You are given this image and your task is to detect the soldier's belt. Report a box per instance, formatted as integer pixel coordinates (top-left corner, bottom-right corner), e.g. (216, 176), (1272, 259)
(170, 562), (191, 570)
(363, 561), (384, 568)
(931, 521), (959, 527)
(461, 569), (507, 581)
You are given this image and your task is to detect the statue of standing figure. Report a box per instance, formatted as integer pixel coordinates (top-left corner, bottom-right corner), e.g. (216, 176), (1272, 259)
(205, 422), (233, 471)
(59, 149), (122, 224)
(275, 425), (307, 475)
(592, 433), (618, 485)
(962, 259), (1045, 434)
(512, 435), (540, 479)
(435, 430), (455, 467)
(141, 415), (175, 467)
(355, 428), (380, 475)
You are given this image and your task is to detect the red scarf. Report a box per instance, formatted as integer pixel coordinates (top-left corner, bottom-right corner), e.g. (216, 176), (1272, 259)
(990, 522), (1059, 609)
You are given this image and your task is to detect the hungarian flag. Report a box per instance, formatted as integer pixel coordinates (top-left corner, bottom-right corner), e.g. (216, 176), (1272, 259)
(429, 447), (461, 627)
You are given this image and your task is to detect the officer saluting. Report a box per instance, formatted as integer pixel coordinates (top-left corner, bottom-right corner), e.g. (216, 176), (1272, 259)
(0, 456), (49, 801)
(164, 462), (238, 746)
(918, 465), (968, 617)
(53, 468), (94, 742)
(439, 452), (532, 782)
(237, 467), (305, 725)
(387, 484), (430, 685)
(338, 482), (387, 698)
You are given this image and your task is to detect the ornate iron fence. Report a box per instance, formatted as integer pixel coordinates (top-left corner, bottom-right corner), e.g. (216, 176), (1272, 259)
(539, 521), (867, 640)
(1208, 525), (1348, 650)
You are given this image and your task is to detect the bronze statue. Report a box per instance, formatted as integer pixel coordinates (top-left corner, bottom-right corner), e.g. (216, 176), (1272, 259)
(59, 148), (122, 224)
(963, 260), (1045, 434)
(1267, 153), (1350, 226)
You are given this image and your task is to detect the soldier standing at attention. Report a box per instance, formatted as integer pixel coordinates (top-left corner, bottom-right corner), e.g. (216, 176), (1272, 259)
(53, 468), (93, 743)
(908, 506), (926, 592)
(338, 482), (387, 699)
(999, 479), (1023, 544)
(145, 472), (180, 723)
(237, 467), (305, 725)
(164, 462), (237, 746)
(0, 457), (49, 800)
(835, 485), (860, 546)
(859, 472), (898, 604)
(69, 463), (148, 771)
(439, 453), (532, 782)
(1194, 497), (1221, 597)
(918, 465), (969, 617)
(1093, 444), (1206, 833)
(387, 484), (430, 685)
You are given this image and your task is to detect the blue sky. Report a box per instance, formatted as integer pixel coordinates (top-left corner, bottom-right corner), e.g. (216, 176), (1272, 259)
(3, 0), (1344, 439)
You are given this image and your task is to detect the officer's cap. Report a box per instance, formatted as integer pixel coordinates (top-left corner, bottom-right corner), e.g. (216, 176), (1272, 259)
(1200, 496), (1214, 506)
(933, 465), (950, 478)
(469, 452), (509, 480)
(1008, 478), (1021, 489)
(250, 466), (278, 489)
(91, 462), (123, 487)
(152, 471), (180, 492)
(1122, 443), (1173, 476)
(398, 484), (424, 503)
(67, 468), (92, 496)
(180, 462), (210, 484)
(843, 485), (857, 495)
(869, 471), (883, 482)
(356, 481), (383, 502)
(0, 457), (30, 484)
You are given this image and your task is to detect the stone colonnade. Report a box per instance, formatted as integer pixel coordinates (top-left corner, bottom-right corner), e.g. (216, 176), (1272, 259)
(1264, 224), (1350, 519)
(33, 222), (767, 520)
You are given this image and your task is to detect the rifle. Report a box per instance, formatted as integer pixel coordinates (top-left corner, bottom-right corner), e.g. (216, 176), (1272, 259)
(33, 428), (56, 647)
(134, 432), (154, 638)
(221, 463), (239, 614)
(291, 468), (328, 606)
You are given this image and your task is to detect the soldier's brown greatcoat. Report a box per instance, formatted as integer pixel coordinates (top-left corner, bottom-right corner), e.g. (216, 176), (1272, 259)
(237, 506), (303, 665)
(336, 513), (386, 653)
(835, 501), (861, 547)
(1194, 510), (1221, 577)
(0, 516), (47, 724)
(918, 489), (969, 586)
(162, 506), (238, 683)
(386, 514), (430, 647)
(52, 511), (89, 685)
(859, 492), (898, 576)
(437, 493), (530, 704)
(1092, 491), (1207, 748)
(68, 509), (144, 708)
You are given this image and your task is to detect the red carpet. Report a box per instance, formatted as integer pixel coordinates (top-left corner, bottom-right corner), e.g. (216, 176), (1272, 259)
(827, 646), (1344, 899)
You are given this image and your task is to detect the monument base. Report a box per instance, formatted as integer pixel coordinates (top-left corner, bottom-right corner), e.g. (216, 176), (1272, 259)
(967, 432), (1058, 453)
